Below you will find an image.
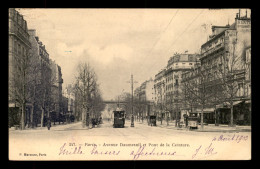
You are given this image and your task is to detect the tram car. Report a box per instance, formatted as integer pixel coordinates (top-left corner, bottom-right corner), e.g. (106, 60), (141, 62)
(188, 113), (198, 129)
(113, 108), (125, 128)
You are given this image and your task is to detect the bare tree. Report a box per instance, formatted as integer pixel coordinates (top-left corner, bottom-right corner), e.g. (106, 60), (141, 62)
(27, 51), (42, 128)
(218, 37), (245, 126)
(74, 63), (98, 128)
(182, 78), (198, 115)
(9, 50), (32, 130)
(207, 74), (225, 126)
(182, 65), (210, 129)
(91, 82), (105, 119)
(117, 92), (131, 119)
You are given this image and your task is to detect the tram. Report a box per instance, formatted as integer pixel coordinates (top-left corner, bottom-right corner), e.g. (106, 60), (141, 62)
(113, 107), (125, 128)
(188, 113), (198, 129)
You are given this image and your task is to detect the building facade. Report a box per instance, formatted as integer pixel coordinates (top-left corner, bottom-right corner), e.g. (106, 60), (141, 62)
(182, 10), (251, 125)
(28, 29), (53, 126)
(154, 68), (166, 117)
(64, 84), (75, 116)
(8, 8), (32, 127)
(134, 78), (155, 119)
(164, 53), (200, 120)
(49, 59), (63, 116)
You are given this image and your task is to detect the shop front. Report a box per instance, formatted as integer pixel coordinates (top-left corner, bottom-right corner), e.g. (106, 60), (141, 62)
(216, 100), (251, 125)
(195, 108), (215, 124)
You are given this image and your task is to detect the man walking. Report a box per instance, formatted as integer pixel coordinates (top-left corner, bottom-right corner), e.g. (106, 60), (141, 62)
(47, 118), (51, 130)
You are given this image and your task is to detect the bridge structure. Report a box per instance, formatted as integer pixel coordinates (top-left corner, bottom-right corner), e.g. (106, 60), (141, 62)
(102, 100), (154, 105)
(102, 100), (154, 117)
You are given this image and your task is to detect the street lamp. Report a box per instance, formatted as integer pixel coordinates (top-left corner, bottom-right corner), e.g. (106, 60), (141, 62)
(131, 75), (135, 127)
(128, 74), (138, 127)
(126, 74), (138, 127)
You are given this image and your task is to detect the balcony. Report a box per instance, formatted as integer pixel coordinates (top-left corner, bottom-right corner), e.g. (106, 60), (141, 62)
(16, 30), (30, 47)
(201, 43), (224, 59)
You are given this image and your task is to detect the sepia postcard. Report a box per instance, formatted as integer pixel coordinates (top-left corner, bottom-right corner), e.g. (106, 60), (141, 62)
(8, 8), (251, 160)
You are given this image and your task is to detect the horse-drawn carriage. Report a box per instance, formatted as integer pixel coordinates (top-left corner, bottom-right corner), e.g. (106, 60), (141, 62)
(91, 116), (102, 128)
(148, 115), (156, 126)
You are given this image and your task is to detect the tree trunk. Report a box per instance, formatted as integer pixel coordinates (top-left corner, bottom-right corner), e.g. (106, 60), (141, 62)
(161, 114), (163, 125)
(230, 102), (234, 127)
(214, 105), (217, 126)
(142, 111), (143, 123)
(167, 113), (169, 126)
(30, 104), (34, 128)
(86, 112), (90, 128)
(21, 102), (26, 130)
(41, 107), (44, 127)
(201, 106), (204, 129)
(82, 107), (86, 127)
(21, 75), (26, 130)
(175, 111), (177, 127)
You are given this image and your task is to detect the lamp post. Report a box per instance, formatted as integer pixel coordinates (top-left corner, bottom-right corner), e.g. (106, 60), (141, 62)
(127, 74), (138, 127)
(131, 75), (134, 127)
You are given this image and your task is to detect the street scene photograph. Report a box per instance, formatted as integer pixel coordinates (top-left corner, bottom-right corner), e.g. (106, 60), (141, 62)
(8, 8), (251, 160)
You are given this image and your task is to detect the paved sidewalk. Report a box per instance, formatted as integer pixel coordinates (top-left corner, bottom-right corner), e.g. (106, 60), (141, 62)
(9, 121), (82, 131)
(136, 120), (251, 132)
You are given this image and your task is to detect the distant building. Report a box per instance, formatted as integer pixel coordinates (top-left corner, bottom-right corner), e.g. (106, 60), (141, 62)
(154, 68), (166, 117)
(64, 84), (75, 116)
(134, 78), (154, 117)
(49, 60), (63, 115)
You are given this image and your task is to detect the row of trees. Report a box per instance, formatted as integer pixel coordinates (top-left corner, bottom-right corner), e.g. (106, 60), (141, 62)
(9, 48), (65, 130)
(73, 63), (105, 127)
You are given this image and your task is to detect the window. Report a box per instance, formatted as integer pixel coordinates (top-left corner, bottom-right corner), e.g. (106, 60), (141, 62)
(189, 63), (192, 65)
(18, 44), (21, 54)
(14, 41), (17, 53)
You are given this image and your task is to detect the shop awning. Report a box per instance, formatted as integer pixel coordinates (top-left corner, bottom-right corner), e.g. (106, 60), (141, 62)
(195, 108), (215, 113)
(216, 101), (243, 108)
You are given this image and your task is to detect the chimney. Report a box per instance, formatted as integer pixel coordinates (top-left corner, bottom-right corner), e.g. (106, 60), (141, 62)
(239, 9), (241, 18)
(246, 9), (248, 18)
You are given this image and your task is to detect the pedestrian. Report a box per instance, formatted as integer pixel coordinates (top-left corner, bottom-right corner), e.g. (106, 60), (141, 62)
(47, 118), (51, 130)
(183, 114), (188, 127)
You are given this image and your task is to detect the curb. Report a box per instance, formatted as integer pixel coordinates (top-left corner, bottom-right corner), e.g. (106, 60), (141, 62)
(136, 122), (251, 133)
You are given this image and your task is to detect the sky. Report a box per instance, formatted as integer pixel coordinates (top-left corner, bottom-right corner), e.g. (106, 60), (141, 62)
(17, 8), (250, 100)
